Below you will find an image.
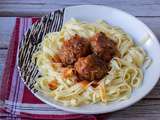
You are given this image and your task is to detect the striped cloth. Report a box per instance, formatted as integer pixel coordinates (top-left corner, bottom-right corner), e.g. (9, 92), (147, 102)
(0, 18), (106, 120)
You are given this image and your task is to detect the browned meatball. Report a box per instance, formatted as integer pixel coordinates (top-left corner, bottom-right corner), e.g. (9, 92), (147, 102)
(59, 35), (91, 66)
(90, 32), (118, 62)
(75, 54), (108, 81)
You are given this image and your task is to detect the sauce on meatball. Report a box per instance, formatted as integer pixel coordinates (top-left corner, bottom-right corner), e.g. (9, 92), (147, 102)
(75, 54), (108, 81)
(90, 32), (119, 62)
(59, 35), (91, 66)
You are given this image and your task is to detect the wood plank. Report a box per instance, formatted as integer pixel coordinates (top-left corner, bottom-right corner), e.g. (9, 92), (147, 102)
(0, 0), (160, 16)
(145, 81), (160, 99)
(107, 100), (160, 120)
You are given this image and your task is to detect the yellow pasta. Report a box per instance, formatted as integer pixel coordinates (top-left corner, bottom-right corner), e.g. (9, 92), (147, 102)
(32, 18), (151, 106)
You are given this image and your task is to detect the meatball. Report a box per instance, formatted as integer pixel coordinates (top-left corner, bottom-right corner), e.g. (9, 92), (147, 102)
(75, 54), (108, 81)
(59, 35), (91, 66)
(90, 32), (118, 62)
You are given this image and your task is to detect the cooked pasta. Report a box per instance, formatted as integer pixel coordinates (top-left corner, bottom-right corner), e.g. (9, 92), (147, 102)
(33, 18), (151, 106)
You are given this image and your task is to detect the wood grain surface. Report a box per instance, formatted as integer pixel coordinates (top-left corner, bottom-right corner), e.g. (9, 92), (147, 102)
(0, 0), (160, 16)
(0, 1), (160, 120)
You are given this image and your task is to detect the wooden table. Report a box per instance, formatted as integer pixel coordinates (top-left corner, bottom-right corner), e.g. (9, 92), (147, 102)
(0, 1), (160, 120)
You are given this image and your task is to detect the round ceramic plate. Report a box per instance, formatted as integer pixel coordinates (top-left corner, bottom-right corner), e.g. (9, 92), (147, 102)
(18, 5), (160, 114)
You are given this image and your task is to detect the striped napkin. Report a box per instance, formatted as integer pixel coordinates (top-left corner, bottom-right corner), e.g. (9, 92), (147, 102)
(0, 18), (106, 120)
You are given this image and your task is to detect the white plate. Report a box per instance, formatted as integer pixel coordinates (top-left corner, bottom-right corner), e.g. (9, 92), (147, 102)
(18, 5), (160, 114)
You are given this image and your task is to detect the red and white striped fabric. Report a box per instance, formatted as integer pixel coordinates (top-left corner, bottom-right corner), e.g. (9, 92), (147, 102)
(0, 18), (107, 120)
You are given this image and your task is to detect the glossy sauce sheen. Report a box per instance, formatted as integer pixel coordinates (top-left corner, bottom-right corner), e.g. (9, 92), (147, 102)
(59, 35), (91, 66)
(90, 32), (119, 62)
(75, 54), (108, 81)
